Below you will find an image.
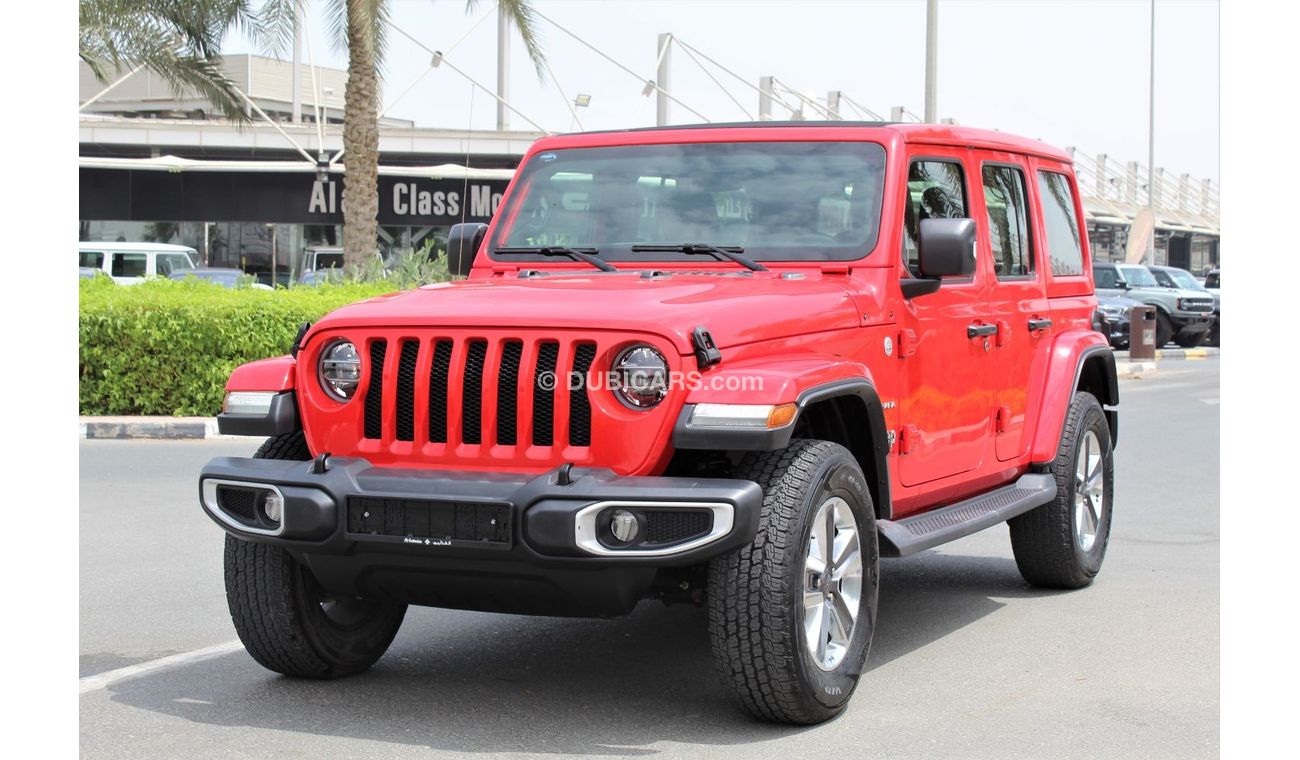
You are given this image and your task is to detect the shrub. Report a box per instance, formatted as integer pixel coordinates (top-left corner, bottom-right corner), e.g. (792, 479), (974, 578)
(79, 277), (404, 416)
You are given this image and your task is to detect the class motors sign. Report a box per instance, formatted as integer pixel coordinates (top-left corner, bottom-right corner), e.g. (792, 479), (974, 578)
(308, 178), (504, 221)
(81, 168), (511, 226)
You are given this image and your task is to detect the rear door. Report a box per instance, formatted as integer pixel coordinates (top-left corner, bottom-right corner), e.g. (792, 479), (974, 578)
(109, 252), (148, 284)
(897, 149), (995, 486)
(973, 154), (1047, 462)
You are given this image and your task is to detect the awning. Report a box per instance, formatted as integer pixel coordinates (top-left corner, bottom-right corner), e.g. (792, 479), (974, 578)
(78, 154), (517, 181)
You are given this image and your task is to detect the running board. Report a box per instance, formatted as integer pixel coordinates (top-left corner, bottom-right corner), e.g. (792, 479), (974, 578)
(877, 473), (1057, 557)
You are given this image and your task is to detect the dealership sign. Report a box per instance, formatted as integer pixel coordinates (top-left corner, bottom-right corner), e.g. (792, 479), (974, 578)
(81, 168), (511, 226)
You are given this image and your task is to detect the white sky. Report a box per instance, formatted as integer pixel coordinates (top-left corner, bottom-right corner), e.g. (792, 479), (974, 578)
(228, 0), (1219, 181)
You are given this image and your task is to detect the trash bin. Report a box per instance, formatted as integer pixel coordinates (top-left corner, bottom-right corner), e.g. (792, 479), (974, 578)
(1129, 305), (1157, 360)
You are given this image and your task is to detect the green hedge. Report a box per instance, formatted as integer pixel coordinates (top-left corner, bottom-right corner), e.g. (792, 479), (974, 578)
(79, 277), (402, 416)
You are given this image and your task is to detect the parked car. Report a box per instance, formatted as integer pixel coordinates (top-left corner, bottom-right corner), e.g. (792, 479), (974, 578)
(79, 241), (199, 284)
(297, 268), (346, 286)
(79, 266), (104, 280)
(169, 268), (274, 290)
(1202, 269), (1221, 346)
(1150, 264), (1218, 347)
(1092, 261), (1214, 347)
(200, 122), (1119, 725)
(1095, 293), (1145, 350)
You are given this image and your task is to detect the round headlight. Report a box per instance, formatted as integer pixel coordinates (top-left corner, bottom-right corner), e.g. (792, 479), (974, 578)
(613, 345), (669, 409)
(318, 340), (361, 400)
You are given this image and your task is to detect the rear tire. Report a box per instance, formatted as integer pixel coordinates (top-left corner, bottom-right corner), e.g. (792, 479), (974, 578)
(1009, 393), (1114, 589)
(707, 440), (880, 724)
(1175, 331), (1206, 348)
(224, 432), (407, 678)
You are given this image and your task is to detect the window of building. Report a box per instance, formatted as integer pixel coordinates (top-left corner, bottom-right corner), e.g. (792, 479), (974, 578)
(982, 165), (1033, 278)
(110, 253), (147, 278)
(1037, 171), (1085, 276)
(902, 160), (968, 277)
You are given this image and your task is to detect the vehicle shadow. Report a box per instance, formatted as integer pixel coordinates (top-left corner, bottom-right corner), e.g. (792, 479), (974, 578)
(102, 551), (1059, 755)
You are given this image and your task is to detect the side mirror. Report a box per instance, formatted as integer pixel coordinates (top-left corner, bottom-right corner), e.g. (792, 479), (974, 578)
(918, 218), (977, 278)
(446, 223), (488, 278)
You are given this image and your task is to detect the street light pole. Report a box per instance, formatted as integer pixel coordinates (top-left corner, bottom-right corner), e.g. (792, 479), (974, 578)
(924, 0), (937, 123)
(1147, 0), (1156, 264)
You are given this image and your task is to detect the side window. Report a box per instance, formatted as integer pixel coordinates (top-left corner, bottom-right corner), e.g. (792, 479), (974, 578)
(1037, 171), (1085, 276)
(982, 165), (1033, 278)
(79, 250), (104, 268)
(1093, 267), (1118, 289)
(902, 160), (967, 277)
(111, 253), (147, 278)
(1151, 269), (1175, 288)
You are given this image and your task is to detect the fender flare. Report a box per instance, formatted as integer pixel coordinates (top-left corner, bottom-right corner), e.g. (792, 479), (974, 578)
(673, 375), (892, 520)
(1029, 341), (1119, 464)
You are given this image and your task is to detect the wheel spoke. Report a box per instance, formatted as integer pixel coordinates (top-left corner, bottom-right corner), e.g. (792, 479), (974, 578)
(809, 510), (829, 565)
(830, 588), (856, 629)
(824, 505), (838, 570)
(816, 600), (831, 663)
(805, 554), (826, 576)
(803, 589), (823, 611)
(832, 547), (860, 582)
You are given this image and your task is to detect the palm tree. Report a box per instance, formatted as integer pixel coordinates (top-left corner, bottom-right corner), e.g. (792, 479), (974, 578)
(79, 1), (285, 122)
(320, 0), (546, 267)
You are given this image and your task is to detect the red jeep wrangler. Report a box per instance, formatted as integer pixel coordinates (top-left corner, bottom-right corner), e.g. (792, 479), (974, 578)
(202, 122), (1117, 724)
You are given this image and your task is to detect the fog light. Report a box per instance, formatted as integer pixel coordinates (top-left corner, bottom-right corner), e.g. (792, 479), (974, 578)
(261, 492), (283, 523)
(609, 509), (638, 544)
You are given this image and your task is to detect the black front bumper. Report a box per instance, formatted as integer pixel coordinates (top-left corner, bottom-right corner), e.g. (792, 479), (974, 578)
(199, 457), (762, 617)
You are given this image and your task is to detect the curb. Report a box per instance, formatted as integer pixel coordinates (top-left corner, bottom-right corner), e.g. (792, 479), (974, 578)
(1115, 361), (1157, 378)
(1114, 347), (1217, 362)
(81, 417), (222, 440)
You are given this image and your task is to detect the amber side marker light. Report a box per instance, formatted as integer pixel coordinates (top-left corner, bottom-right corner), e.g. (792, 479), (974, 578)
(690, 403), (797, 429)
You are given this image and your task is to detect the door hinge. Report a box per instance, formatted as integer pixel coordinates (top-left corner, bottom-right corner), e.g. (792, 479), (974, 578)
(996, 320), (1010, 348)
(898, 329), (918, 359)
(898, 424), (919, 454)
(995, 406), (1010, 434)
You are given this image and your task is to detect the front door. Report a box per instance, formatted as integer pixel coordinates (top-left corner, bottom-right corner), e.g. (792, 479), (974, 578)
(898, 152), (995, 487)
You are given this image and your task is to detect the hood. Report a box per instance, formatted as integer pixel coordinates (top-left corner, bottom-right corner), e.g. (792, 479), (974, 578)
(310, 271), (861, 353)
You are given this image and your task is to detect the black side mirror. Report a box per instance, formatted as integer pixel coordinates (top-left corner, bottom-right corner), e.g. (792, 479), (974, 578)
(446, 223), (488, 278)
(918, 218), (976, 278)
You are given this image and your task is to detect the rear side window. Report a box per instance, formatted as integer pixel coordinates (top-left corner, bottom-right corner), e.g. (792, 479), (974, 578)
(1037, 171), (1085, 276)
(1093, 266), (1120, 289)
(111, 253), (147, 278)
(982, 165), (1033, 278)
(79, 250), (104, 268)
(155, 253), (195, 276)
(902, 160), (967, 277)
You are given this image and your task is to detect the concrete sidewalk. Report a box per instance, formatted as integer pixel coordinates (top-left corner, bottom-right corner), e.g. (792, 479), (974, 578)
(80, 417), (221, 440)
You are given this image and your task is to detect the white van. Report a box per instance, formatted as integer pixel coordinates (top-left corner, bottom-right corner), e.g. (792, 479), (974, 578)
(78, 242), (199, 284)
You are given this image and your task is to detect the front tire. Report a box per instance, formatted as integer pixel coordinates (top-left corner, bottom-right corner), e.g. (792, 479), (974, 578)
(1154, 311), (1174, 347)
(1009, 393), (1114, 589)
(707, 440), (880, 724)
(224, 432), (407, 678)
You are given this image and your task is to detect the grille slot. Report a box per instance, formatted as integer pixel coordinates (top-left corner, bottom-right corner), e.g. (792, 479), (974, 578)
(644, 510), (712, 545)
(569, 343), (597, 447)
(496, 341), (524, 445)
(363, 340), (387, 439)
(532, 341), (559, 446)
(461, 340), (488, 445)
(216, 485), (258, 523)
(395, 340), (420, 441)
(428, 339), (453, 443)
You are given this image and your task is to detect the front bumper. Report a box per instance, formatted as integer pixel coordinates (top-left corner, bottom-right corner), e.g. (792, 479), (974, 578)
(199, 457), (762, 616)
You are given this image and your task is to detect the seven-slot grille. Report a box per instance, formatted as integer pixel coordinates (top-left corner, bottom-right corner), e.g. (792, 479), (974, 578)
(1181, 297), (1214, 313)
(359, 336), (599, 450)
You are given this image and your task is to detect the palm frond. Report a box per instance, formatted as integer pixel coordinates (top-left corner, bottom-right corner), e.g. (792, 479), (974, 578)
(468, 0), (548, 78)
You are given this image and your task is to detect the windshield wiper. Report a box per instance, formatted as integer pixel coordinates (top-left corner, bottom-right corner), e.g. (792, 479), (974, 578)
(630, 243), (767, 272)
(494, 246), (617, 272)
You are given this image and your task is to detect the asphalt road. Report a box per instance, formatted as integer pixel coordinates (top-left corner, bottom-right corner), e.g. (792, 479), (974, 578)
(80, 360), (1220, 759)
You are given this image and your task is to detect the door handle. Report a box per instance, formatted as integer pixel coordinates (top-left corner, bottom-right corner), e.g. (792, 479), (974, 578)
(967, 323), (998, 339)
(1028, 318), (1053, 332)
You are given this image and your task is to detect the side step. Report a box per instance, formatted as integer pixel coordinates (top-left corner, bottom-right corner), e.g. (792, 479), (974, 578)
(877, 473), (1057, 557)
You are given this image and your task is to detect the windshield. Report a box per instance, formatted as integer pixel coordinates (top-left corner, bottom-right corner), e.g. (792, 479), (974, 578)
(1165, 268), (1205, 290)
(156, 252), (196, 276)
(1118, 265), (1158, 288)
(490, 141), (887, 263)
(1205, 271), (1220, 288)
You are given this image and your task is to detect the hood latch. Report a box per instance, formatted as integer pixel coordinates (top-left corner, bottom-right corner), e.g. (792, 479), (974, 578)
(692, 326), (722, 369)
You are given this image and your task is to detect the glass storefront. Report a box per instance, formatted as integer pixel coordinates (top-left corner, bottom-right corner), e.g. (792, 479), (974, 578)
(80, 221), (452, 285)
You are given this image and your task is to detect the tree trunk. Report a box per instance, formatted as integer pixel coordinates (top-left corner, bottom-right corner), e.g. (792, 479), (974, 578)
(342, 1), (380, 269)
